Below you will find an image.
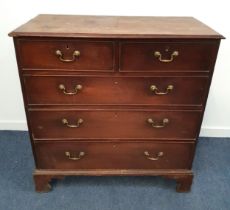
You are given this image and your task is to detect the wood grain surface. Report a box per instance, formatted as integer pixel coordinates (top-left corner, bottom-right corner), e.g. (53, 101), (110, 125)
(23, 75), (209, 106)
(34, 141), (194, 170)
(9, 15), (224, 38)
(28, 109), (202, 140)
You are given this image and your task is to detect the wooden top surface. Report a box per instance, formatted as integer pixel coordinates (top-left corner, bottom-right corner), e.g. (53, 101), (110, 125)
(9, 14), (223, 39)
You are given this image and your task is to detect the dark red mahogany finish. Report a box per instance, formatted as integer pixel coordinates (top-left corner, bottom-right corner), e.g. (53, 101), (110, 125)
(9, 15), (223, 192)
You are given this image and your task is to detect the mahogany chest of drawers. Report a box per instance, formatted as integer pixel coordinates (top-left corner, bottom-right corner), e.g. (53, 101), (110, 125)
(9, 15), (223, 192)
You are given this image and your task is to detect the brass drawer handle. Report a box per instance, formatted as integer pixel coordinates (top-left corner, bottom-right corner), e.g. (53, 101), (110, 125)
(147, 118), (169, 128)
(59, 84), (82, 95)
(150, 85), (173, 95)
(144, 151), (164, 161)
(65, 151), (85, 161)
(154, 51), (179, 63)
(62, 118), (83, 128)
(55, 50), (80, 62)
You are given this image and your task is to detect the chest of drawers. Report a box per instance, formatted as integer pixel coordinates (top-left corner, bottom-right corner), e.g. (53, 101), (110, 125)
(9, 15), (223, 192)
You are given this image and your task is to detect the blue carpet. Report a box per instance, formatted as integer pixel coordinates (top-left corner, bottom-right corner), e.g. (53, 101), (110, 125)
(0, 131), (230, 210)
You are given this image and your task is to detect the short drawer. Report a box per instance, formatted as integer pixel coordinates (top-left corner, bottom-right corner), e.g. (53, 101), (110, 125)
(23, 76), (209, 106)
(29, 110), (202, 140)
(34, 141), (194, 169)
(17, 39), (114, 71)
(120, 41), (219, 71)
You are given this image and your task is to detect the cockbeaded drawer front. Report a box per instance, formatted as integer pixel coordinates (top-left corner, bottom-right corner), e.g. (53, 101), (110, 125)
(23, 75), (209, 106)
(17, 39), (115, 71)
(120, 41), (219, 72)
(29, 110), (202, 140)
(34, 141), (194, 170)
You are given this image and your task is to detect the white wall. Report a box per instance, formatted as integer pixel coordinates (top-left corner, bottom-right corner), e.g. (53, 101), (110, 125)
(0, 0), (229, 137)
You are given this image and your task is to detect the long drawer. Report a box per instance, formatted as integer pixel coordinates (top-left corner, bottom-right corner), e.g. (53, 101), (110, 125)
(120, 41), (219, 72)
(23, 76), (209, 106)
(34, 141), (194, 169)
(17, 39), (115, 71)
(29, 110), (202, 140)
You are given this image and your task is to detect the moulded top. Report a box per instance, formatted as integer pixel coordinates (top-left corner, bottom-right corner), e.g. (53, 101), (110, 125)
(9, 14), (224, 39)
